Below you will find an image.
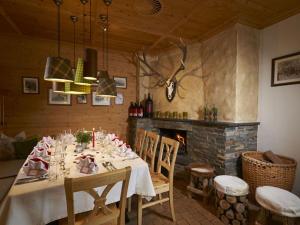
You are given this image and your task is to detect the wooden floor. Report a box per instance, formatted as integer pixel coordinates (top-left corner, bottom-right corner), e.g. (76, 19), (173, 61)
(127, 187), (223, 225)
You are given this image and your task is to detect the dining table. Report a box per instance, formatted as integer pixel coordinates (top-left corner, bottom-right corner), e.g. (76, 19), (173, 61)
(0, 134), (156, 225)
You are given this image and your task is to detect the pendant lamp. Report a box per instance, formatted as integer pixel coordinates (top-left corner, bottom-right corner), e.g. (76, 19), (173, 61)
(96, 1), (117, 97)
(84, 48), (98, 81)
(65, 16), (91, 94)
(44, 0), (74, 83)
(80, 0), (98, 81)
(96, 70), (116, 97)
(65, 83), (91, 95)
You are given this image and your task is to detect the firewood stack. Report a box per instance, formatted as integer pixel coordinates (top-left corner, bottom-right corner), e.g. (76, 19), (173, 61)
(214, 175), (249, 225)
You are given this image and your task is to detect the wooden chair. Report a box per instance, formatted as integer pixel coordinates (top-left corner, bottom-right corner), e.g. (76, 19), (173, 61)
(142, 131), (160, 173)
(134, 128), (146, 157)
(137, 137), (179, 225)
(63, 167), (131, 225)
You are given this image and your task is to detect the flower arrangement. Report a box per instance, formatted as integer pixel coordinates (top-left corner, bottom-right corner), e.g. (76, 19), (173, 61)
(76, 131), (92, 144)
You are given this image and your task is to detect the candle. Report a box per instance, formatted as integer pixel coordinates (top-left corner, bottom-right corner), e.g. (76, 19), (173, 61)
(92, 128), (95, 148)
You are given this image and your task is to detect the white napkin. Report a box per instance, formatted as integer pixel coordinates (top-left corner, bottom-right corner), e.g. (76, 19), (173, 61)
(76, 155), (98, 174)
(30, 146), (50, 158)
(106, 133), (117, 141)
(23, 158), (49, 177)
(41, 136), (55, 147)
(114, 139), (124, 147)
(118, 143), (135, 157)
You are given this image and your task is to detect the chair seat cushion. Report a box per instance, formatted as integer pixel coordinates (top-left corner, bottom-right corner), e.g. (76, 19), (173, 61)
(256, 186), (300, 218)
(214, 175), (249, 196)
(150, 173), (169, 194)
(191, 167), (213, 174)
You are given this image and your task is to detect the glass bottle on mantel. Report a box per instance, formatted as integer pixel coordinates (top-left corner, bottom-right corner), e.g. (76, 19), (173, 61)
(138, 102), (144, 118)
(145, 93), (153, 118)
(128, 102), (134, 117)
(133, 102), (138, 117)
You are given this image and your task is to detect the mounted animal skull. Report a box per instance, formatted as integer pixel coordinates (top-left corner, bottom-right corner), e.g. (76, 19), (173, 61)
(136, 38), (187, 102)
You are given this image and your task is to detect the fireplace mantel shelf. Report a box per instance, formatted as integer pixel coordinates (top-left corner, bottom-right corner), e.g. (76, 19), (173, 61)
(128, 117), (260, 128)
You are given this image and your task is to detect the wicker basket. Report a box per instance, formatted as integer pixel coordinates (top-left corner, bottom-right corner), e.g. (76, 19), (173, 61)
(242, 151), (297, 201)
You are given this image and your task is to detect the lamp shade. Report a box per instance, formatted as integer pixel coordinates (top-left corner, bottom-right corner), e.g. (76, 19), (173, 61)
(65, 83), (91, 95)
(52, 82), (65, 93)
(44, 57), (74, 83)
(96, 71), (116, 97)
(84, 48), (98, 81)
(74, 58), (92, 86)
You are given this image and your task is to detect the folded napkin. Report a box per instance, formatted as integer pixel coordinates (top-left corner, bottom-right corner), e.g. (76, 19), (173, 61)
(30, 146), (50, 158)
(106, 133), (118, 141)
(23, 157), (49, 177)
(76, 155), (98, 174)
(118, 143), (135, 157)
(41, 136), (55, 147)
(114, 139), (124, 147)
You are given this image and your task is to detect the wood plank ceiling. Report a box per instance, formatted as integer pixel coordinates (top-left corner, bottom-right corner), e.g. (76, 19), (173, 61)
(0, 0), (300, 53)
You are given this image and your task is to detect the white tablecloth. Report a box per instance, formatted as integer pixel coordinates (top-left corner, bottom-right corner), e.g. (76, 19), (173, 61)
(0, 144), (155, 225)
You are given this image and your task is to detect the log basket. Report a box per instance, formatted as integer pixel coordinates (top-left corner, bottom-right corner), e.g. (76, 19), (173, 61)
(242, 151), (297, 201)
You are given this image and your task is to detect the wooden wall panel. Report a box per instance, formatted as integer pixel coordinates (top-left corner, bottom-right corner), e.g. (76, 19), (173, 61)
(0, 34), (136, 141)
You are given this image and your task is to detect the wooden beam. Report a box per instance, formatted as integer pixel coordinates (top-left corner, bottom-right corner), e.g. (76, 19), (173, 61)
(149, 2), (201, 50)
(0, 5), (22, 35)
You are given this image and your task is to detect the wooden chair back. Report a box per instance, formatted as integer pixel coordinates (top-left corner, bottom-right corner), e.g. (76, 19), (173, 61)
(143, 131), (160, 172)
(64, 167), (131, 225)
(134, 128), (146, 157)
(157, 137), (179, 183)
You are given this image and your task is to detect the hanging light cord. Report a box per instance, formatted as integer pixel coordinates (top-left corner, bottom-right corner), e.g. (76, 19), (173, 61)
(90, 0), (92, 43)
(57, 2), (61, 57)
(106, 5), (109, 71)
(73, 18), (76, 67)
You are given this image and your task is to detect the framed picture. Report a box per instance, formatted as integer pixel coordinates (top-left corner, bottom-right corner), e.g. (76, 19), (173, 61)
(113, 77), (127, 89)
(271, 52), (300, 86)
(22, 77), (39, 94)
(48, 89), (71, 105)
(115, 93), (124, 105)
(91, 91), (110, 106)
(77, 95), (87, 104)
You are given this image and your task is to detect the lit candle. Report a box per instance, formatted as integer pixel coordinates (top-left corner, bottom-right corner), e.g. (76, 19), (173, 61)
(92, 128), (95, 148)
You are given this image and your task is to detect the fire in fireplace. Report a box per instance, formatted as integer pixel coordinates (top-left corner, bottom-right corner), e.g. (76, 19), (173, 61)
(159, 128), (188, 165)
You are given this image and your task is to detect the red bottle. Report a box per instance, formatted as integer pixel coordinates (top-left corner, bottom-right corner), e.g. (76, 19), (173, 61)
(129, 102), (134, 117)
(133, 103), (138, 117)
(138, 102), (144, 118)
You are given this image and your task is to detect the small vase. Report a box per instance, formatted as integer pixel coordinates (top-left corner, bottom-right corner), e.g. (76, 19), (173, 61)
(81, 142), (88, 149)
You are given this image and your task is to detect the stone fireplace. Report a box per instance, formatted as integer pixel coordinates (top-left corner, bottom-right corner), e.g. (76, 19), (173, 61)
(128, 118), (259, 177)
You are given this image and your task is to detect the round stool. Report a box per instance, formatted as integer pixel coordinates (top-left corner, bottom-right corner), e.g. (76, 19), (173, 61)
(185, 163), (215, 203)
(214, 175), (249, 225)
(255, 186), (300, 225)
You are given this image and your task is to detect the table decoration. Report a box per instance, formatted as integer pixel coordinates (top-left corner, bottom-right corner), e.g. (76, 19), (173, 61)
(23, 158), (49, 177)
(76, 155), (98, 174)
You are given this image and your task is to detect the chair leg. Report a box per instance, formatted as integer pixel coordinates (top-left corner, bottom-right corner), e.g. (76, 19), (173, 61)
(158, 194), (163, 205)
(169, 189), (176, 222)
(255, 208), (269, 225)
(137, 195), (143, 225)
(127, 197), (132, 213)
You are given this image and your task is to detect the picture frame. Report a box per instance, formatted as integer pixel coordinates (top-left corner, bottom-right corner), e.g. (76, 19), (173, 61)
(48, 89), (71, 105)
(113, 77), (127, 89)
(77, 95), (87, 104)
(22, 77), (39, 94)
(115, 93), (124, 105)
(271, 52), (300, 86)
(91, 91), (110, 106)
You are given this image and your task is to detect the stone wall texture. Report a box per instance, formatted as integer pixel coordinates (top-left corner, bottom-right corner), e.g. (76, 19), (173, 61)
(128, 118), (258, 176)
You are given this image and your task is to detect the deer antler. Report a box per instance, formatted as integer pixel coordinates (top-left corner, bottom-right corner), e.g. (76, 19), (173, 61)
(166, 38), (187, 83)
